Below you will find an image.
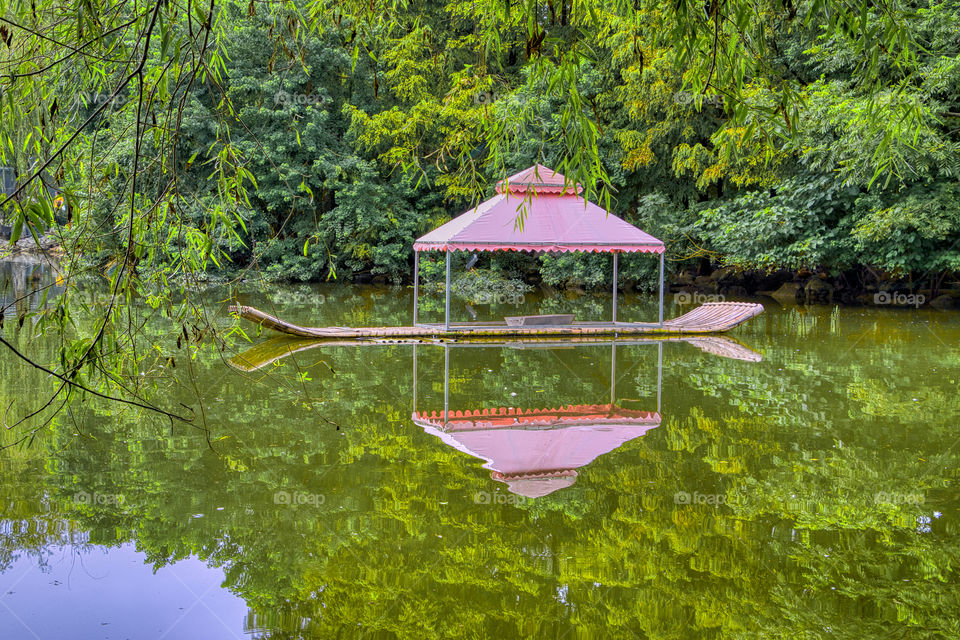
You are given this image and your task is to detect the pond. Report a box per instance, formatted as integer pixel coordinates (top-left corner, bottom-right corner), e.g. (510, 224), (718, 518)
(1, 270), (959, 639)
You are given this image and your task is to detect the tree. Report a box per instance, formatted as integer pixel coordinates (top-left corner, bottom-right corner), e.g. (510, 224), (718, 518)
(0, 0), (946, 431)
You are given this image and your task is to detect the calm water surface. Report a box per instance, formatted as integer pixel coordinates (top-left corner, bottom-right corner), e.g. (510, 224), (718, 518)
(1, 268), (959, 638)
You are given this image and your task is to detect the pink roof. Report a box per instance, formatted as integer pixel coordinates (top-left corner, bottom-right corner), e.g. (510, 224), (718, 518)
(414, 404), (660, 498)
(495, 164), (581, 195)
(413, 165), (664, 254)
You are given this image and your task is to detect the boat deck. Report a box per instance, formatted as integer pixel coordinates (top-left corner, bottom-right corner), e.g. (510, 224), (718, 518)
(229, 301), (764, 340)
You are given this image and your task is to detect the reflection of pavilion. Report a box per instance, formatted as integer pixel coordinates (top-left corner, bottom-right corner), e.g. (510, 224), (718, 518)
(226, 333), (762, 498)
(411, 341), (664, 499)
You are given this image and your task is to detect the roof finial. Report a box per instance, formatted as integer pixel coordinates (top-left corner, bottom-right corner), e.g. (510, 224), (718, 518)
(495, 164), (582, 195)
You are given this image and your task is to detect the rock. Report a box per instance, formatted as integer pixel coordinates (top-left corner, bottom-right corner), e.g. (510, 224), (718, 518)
(13, 234), (58, 252)
(804, 277), (834, 303)
(711, 266), (739, 283)
(765, 282), (801, 303)
(693, 276), (718, 293)
(930, 295), (955, 309)
(721, 285), (748, 298)
(353, 273), (373, 284)
(671, 269), (696, 286)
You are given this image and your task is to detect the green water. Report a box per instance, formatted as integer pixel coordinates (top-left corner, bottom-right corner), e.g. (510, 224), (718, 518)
(1, 275), (959, 639)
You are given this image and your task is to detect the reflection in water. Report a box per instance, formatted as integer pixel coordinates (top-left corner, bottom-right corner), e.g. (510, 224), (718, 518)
(0, 256), (63, 319)
(0, 544), (247, 638)
(417, 406), (660, 498)
(413, 343), (670, 498)
(230, 335), (762, 500)
(2, 283), (959, 639)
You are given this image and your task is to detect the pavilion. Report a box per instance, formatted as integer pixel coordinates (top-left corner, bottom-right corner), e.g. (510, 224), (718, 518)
(412, 164), (666, 330)
(229, 165), (764, 340)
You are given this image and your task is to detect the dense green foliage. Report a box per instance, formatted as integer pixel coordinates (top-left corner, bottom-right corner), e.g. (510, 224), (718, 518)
(3, 0), (958, 288)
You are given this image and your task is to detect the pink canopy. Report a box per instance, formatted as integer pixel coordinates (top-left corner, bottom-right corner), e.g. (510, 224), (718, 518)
(413, 165), (664, 254)
(414, 404), (660, 498)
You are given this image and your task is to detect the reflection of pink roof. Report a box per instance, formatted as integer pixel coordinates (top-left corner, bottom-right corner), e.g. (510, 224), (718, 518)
(414, 404), (660, 430)
(413, 165), (664, 254)
(495, 475), (579, 499)
(414, 405), (660, 498)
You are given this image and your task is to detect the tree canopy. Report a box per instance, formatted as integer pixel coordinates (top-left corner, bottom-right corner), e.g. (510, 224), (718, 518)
(1, 0), (959, 420)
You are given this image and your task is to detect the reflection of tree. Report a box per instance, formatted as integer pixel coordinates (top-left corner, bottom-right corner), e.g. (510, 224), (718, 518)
(0, 258), (64, 320)
(1, 294), (959, 638)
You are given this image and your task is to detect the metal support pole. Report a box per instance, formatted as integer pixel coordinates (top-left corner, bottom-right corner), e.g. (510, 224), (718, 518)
(612, 252), (619, 324)
(657, 342), (663, 414)
(413, 250), (420, 326)
(444, 251), (452, 331)
(610, 342), (617, 407)
(658, 251), (665, 327)
(412, 344), (418, 415)
(443, 344), (449, 427)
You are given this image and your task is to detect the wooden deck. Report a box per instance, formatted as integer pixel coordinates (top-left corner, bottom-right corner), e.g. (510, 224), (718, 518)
(229, 301), (764, 340)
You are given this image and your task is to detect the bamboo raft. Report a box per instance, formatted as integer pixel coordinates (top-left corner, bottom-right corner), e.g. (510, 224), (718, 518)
(227, 333), (763, 372)
(229, 301), (764, 340)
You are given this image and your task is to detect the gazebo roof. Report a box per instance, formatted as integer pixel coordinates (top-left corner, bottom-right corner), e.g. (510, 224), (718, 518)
(495, 163), (581, 195)
(413, 164), (664, 254)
